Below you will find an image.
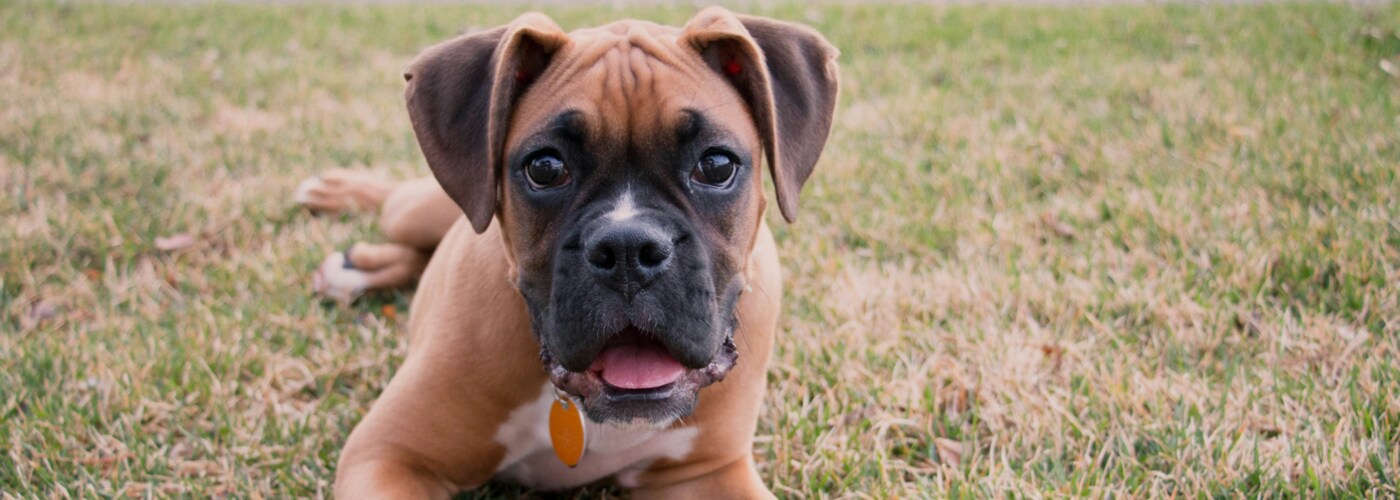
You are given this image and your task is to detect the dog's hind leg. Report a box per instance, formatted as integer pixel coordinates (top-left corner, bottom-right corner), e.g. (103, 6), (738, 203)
(313, 242), (431, 303)
(376, 177), (461, 251)
(305, 175), (460, 302)
(294, 169), (399, 215)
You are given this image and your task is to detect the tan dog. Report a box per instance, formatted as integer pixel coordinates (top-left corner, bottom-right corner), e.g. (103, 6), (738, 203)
(300, 7), (838, 497)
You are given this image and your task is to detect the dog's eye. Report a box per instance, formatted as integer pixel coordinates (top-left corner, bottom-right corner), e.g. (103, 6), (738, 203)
(692, 151), (738, 187)
(525, 152), (570, 190)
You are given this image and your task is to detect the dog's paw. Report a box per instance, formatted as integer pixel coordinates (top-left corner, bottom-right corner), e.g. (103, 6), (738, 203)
(313, 251), (368, 303)
(294, 176), (327, 210)
(295, 175), (351, 215)
(294, 170), (394, 216)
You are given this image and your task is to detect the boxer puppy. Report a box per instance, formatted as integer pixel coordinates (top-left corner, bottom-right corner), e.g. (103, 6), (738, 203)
(319, 7), (838, 497)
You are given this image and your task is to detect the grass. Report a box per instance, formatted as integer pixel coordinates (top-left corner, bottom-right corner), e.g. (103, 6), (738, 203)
(3, 0), (1399, 497)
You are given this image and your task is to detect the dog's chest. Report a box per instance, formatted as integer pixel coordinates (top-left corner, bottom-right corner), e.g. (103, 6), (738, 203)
(492, 383), (699, 490)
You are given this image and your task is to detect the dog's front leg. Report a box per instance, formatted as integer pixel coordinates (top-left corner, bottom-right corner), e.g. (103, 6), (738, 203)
(333, 352), (540, 499)
(335, 456), (459, 499)
(333, 221), (548, 497)
(332, 357), (516, 499)
(632, 457), (776, 500)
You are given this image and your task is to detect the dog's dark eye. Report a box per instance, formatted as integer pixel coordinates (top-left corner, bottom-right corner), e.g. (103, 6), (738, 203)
(692, 151), (738, 187)
(525, 152), (570, 190)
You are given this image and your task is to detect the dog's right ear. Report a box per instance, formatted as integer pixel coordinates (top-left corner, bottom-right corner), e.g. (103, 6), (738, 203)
(404, 14), (568, 233)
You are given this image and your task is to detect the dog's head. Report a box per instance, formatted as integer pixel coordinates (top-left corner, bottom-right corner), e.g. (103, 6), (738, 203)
(404, 7), (838, 424)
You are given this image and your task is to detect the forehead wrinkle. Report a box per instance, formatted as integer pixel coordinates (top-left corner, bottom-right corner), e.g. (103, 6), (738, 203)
(548, 109), (584, 141)
(589, 37), (688, 140)
(530, 22), (714, 105)
(515, 24), (744, 153)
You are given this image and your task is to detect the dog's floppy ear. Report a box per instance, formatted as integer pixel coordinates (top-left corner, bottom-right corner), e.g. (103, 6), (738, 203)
(681, 6), (840, 223)
(404, 14), (568, 233)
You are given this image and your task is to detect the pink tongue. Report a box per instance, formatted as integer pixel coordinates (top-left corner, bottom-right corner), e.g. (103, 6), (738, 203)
(592, 341), (686, 390)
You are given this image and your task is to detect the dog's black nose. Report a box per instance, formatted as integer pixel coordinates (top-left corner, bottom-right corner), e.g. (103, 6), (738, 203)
(585, 223), (673, 299)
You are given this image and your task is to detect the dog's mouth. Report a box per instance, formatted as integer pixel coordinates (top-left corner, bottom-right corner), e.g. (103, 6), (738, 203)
(542, 326), (738, 424)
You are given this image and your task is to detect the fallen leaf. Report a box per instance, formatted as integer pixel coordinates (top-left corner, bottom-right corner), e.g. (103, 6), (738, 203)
(176, 459), (223, 477)
(28, 300), (59, 322)
(943, 386), (971, 414)
(1228, 126), (1258, 139)
(1040, 213), (1076, 239)
(124, 483), (152, 497)
(1234, 310), (1264, 337)
(71, 452), (133, 468)
(838, 405), (876, 426)
(381, 304), (398, 322)
(154, 233), (197, 252)
(19, 300), (60, 332)
(1255, 424), (1283, 439)
(934, 438), (964, 467)
(1038, 344), (1066, 370)
(124, 482), (188, 497)
(1382, 59), (1399, 77)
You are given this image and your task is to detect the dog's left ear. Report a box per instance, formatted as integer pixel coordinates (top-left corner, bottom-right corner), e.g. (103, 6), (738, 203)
(404, 14), (569, 233)
(681, 7), (840, 223)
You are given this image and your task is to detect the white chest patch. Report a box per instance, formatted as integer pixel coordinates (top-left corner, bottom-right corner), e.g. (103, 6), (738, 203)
(492, 383), (700, 490)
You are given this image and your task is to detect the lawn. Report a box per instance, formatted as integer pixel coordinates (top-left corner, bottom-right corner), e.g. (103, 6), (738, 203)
(3, 1), (1399, 497)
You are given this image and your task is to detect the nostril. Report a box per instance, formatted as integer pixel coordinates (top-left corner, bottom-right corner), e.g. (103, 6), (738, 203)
(585, 224), (674, 291)
(638, 241), (671, 268)
(587, 246), (616, 270)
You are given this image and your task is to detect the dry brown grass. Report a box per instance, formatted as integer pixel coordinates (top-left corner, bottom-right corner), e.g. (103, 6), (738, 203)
(3, 2), (1399, 497)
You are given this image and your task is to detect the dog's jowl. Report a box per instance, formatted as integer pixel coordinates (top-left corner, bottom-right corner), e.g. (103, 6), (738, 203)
(334, 7), (839, 497)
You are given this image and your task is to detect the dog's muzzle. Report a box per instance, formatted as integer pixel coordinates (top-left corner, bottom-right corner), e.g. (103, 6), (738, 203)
(541, 325), (738, 424)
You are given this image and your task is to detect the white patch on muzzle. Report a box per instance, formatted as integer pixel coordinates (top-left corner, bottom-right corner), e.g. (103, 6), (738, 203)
(606, 189), (637, 222)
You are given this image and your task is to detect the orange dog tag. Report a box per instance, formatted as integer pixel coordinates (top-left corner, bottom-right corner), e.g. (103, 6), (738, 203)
(549, 394), (586, 467)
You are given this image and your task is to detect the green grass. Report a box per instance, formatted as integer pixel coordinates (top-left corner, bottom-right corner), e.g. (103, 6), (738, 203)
(3, 1), (1399, 497)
